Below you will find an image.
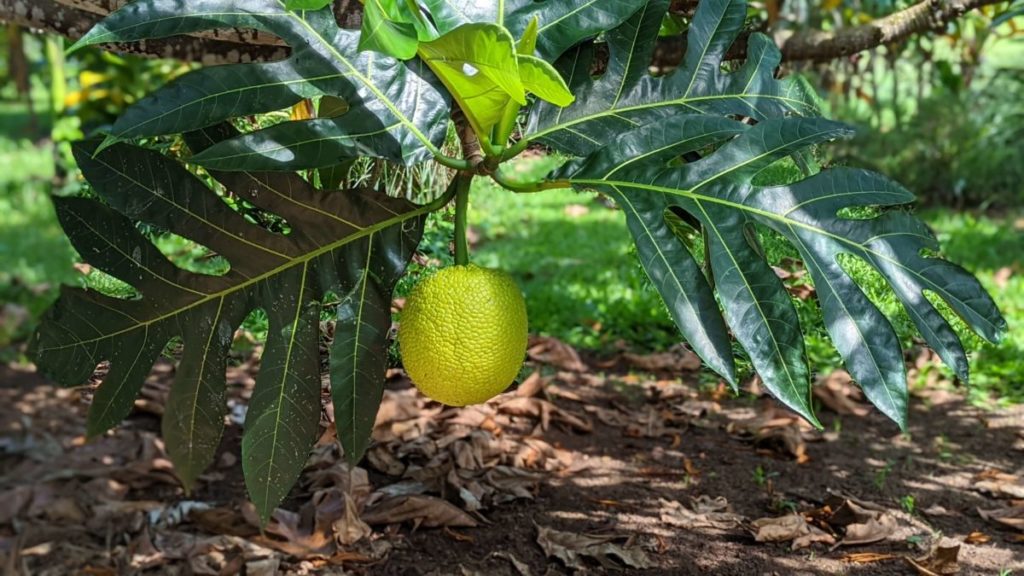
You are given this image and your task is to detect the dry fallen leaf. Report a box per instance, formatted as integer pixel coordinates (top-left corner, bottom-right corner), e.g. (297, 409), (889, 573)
(536, 525), (651, 570)
(491, 551), (534, 576)
(840, 514), (897, 547)
(905, 542), (960, 575)
(515, 370), (548, 398)
(660, 496), (744, 530)
(751, 514), (836, 550)
(842, 551), (899, 564)
(973, 470), (1024, 499)
(621, 345), (701, 373)
(817, 496), (896, 547)
(333, 493), (372, 546)
(527, 336), (586, 372)
(752, 515), (807, 542)
(964, 531), (990, 544)
(361, 495), (478, 528)
(813, 370), (869, 417)
(754, 425), (808, 463)
(977, 505), (1024, 532)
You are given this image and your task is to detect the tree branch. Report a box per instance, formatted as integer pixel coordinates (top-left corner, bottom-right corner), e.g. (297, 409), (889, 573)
(777, 0), (1007, 62)
(0, 0), (1007, 65)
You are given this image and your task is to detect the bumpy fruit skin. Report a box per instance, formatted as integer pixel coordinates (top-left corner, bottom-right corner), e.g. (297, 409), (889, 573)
(398, 265), (528, 406)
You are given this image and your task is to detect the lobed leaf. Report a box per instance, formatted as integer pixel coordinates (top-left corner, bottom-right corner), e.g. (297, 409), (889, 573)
(561, 115), (1006, 427)
(31, 127), (430, 522)
(528, 0), (817, 157)
(71, 0), (451, 166)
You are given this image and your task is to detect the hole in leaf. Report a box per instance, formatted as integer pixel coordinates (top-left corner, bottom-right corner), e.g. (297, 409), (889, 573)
(922, 290), (983, 350)
(238, 308), (269, 347)
(141, 225), (231, 277)
(751, 157), (806, 187)
(834, 253), (915, 343)
(83, 268), (141, 300)
(837, 205), (883, 220)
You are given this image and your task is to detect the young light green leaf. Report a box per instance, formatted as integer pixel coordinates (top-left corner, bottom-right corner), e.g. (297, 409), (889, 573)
(421, 0), (646, 60)
(419, 23), (526, 137)
(517, 15), (539, 55)
(518, 56), (574, 107)
(359, 0), (421, 60)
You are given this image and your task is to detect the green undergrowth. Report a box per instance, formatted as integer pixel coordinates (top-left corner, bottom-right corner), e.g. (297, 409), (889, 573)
(1, 135), (1020, 405)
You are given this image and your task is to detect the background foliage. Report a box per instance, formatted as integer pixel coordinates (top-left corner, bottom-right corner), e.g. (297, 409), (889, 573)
(0, 2), (1019, 522)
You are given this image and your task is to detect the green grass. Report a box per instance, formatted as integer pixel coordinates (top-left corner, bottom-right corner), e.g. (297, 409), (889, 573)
(467, 155), (1024, 404)
(470, 155), (677, 351)
(0, 138), (78, 348)
(1, 134), (1020, 405)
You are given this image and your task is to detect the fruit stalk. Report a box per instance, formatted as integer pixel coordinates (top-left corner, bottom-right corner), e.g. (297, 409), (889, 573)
(454, 174), (472, 266)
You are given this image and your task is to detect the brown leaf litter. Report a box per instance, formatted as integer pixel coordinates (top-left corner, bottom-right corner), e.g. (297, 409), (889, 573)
(2, 336), (1024, 574)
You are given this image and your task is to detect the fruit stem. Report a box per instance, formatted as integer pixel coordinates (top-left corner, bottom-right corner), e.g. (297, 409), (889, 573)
(454, 174), (472, 266)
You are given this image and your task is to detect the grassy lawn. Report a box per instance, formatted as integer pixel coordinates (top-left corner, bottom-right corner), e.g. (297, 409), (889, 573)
(1, 134), (1020, 404)
(470, 155), (676, 351)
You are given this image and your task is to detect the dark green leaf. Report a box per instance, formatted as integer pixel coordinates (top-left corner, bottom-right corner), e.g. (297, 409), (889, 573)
(330, 225), (420, 465)
(31, 131), (429, 523)
(70, 0), (451, 165)
(994, 1), (1024, 26)
(286, 0), (332, 9)
(528, 0), (817, 157)
(561, 115), (1006, 428)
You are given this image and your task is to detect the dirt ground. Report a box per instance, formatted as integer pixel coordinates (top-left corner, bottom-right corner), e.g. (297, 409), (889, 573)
(0, 339), (1022, 575)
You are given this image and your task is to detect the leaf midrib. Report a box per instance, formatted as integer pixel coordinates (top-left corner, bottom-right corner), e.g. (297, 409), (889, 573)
(535, 93), (812, 142)
(572, 176), (998, 336)
(285, 10), (441, 157)
(37, 201), (433, 354)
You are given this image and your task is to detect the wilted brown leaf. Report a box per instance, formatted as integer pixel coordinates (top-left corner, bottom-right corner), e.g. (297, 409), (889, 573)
(840, 514), (897, 546)
(753, 425), (808, 463)
(498, 397), (592, 433)
(491, 551), (534, 576)
(536, 525), (650, 570)
(813, 370), (869, 417)
(331, 492), (373, 546)
(515, 370), (548, 398)
(621, 345), (701, 373)
(361, 495), (478, 528)
(842, 551), (899, 563)
(978, 505), (1024, 532)
(751, 514), (835, 550)
(964, 531), (990, 544)
(245, 504), (334, 558)
(973, 470), (1024, 499)
(527, 336), (586, 372)
(906, 542), (960, 575)
(816, 496), (896, 546)
(660, 496), (744, 530)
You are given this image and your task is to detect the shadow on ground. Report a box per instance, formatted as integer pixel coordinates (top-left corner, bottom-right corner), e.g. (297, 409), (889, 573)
(1, 347), (1022, 575)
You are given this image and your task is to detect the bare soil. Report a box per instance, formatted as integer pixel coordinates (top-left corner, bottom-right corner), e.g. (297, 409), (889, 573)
(0, 346), (1022, 575)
